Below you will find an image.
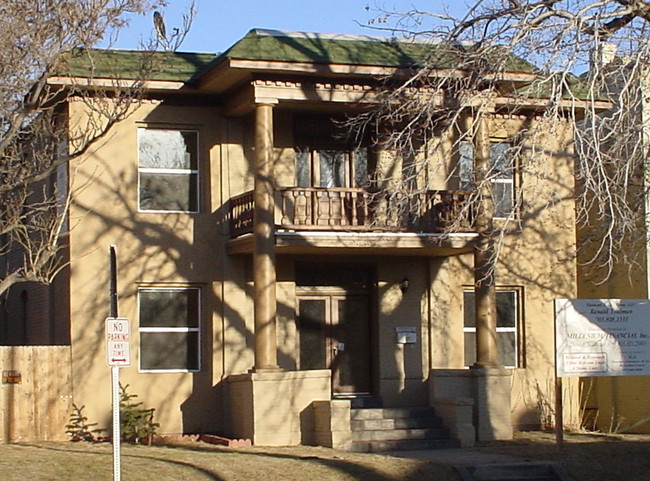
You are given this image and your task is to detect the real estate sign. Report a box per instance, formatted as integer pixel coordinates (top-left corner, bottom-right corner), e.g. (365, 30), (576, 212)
(555, 299), (650, 377)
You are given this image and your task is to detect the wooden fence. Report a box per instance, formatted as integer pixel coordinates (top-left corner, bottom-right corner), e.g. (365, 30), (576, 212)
(0, 346), (72, 442)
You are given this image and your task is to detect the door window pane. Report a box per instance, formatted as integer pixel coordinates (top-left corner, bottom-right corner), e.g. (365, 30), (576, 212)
(335, 297), (371, 392)
(295, 147), (311, 187)
(319, 150), (346, 188)
(294, 147), (369, 188)
(353, 148), (368, 187)
(298, 299), (327, 370)
(459, 140), (474, 189)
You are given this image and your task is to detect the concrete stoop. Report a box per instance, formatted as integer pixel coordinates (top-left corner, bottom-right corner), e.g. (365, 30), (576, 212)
(349, 407), (460, 452)
(454, 462), (575, 481)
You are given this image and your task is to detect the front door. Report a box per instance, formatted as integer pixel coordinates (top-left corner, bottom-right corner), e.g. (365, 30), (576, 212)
(297, 294), (372, 394)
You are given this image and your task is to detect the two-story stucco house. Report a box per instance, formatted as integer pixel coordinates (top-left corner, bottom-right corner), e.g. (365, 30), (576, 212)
(0, 29), (606, 448)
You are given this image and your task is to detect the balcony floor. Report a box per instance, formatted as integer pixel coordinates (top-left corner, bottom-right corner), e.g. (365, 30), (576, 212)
(227, 231), (478, 256)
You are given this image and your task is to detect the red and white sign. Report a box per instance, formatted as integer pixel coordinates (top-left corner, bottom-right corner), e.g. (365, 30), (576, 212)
(106, 317), (131, 367)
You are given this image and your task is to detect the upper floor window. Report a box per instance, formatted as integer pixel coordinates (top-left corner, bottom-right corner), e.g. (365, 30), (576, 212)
(459, 140), (515, 218)
(295, 147), (368, 188)
(463, 288), (522, 368)
(138, 129), (199, 212)
(138, 287), (200, 372)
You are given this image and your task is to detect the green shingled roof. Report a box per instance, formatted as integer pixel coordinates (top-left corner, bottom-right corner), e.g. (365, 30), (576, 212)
(63, 30), (602, 103)
(65, 29), (540, 83)
(514, 72), (603, 101)
(220, 29), (538, 73)
(65, 48), (217, 82)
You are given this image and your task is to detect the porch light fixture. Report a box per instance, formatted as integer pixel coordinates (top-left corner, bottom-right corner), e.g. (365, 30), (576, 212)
(399, 277), (409, 293)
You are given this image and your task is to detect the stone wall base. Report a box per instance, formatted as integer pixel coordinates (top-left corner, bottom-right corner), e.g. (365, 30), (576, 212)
(430, 367), (513, 443)
(227, 370), (331, 446)
(312, 399), (352, 450)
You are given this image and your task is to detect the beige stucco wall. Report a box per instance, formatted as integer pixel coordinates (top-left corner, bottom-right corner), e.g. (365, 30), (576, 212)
(67, 99), (251, 435)
(578, 220), (650, 434)
(426, 114), (581, 429)
(576, 75), (650, 433)
(376, 258), (429, 407)
(66, 98), (582, 438)
(496, 115), (580, 428)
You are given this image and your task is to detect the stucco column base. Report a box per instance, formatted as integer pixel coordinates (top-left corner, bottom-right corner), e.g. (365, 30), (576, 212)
(312, 400), (352, 450)
(227, 370), (331, 446)
(431, 397), (475, 447)
(430, 368), (513, 444)
(470, 366), (513, 441)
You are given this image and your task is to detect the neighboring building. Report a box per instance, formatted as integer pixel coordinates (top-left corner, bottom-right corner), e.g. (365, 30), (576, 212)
(0, 29), (603, 447)
(577, 48), (650, 434)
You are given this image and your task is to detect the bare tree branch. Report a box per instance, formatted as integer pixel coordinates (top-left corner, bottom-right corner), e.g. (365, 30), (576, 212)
(0, 0), (196, 296)
(359, 0), (650, 282)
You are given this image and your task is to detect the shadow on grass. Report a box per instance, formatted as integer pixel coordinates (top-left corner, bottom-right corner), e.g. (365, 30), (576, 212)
(473, 432), (650, 481)
(19, 441), (456, 481)
(152, 442), (456, 481)
(20, 443), (225, 481)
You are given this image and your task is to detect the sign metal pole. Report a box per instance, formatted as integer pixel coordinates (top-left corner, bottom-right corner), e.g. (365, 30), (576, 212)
(111, 365), (121, 481)
(109, 246), (122, 481)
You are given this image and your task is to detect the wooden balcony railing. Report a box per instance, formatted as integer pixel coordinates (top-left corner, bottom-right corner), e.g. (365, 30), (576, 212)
(228, 187), (474, 238)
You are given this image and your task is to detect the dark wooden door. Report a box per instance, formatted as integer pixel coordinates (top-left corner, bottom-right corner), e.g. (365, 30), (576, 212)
(297, 294), (371, 394)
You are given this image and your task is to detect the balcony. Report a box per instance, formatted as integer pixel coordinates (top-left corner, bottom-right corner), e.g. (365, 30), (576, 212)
(229, 187), (474, 242)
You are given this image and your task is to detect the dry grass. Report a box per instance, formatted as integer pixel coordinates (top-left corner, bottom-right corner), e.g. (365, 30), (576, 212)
(475, 431), (650, 481)
(0, 441), (457, 481)
(0, 431), (647, 481)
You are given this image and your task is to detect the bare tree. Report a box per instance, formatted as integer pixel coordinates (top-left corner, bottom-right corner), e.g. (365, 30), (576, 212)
(0, 0), (195, 296)
(360, 0), (650, 281)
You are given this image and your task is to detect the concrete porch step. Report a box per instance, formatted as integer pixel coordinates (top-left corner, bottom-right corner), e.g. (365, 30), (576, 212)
(454, 463), (575, 481)
(351, 416), (443, 431)
(351, 406), (439, 420)
(352, 426), (448, 442)
(350, 437), (460, 453)
(349, 406), (457, 452)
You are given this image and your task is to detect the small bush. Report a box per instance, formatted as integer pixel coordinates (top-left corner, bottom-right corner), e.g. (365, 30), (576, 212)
(119, 383), (159, 445)
(65, 404), (102, 442)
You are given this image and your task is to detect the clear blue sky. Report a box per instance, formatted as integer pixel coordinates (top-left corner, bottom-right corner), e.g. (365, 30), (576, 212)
(110, 1), (460, 53)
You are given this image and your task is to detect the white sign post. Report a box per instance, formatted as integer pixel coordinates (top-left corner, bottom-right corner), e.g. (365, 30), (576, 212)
(106, 317), (131, 481)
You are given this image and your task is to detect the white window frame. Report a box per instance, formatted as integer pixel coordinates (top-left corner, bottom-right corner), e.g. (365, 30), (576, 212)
(463, 287), (521, 368)
(489, 141), (515, 219)
(138, 287), (201, 373)
(458, 140), (516, 219)
(137, 128), (200, 213)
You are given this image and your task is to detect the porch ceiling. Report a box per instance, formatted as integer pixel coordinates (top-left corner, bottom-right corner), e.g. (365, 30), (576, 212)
(227, 231), (478, 256)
